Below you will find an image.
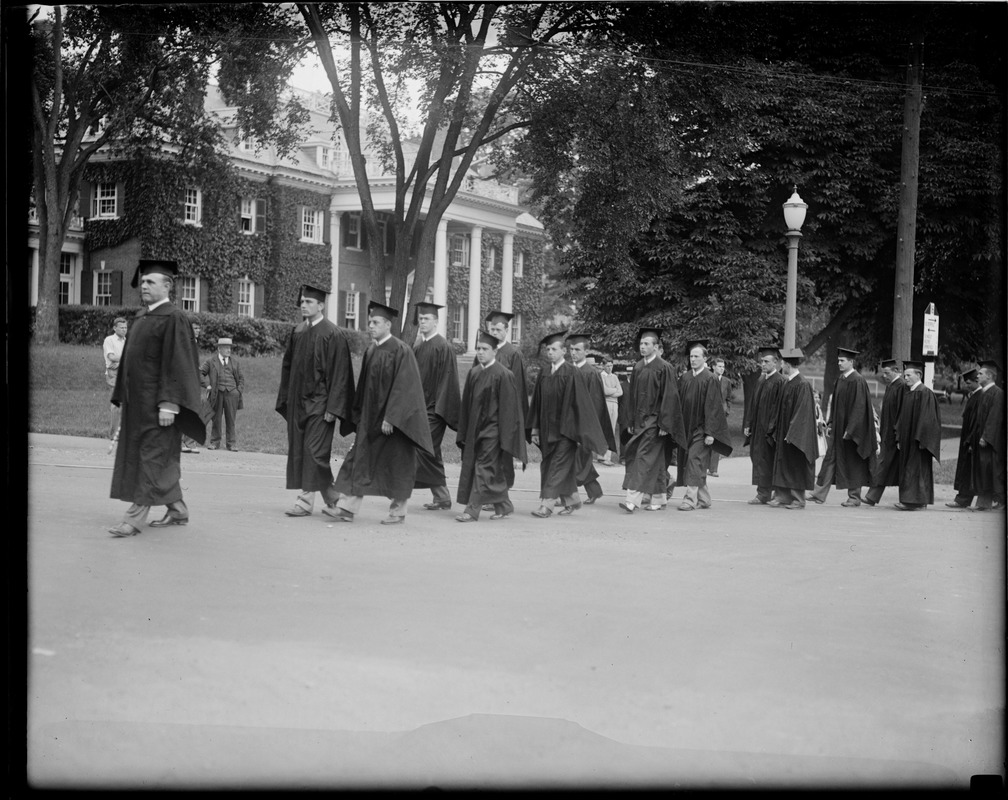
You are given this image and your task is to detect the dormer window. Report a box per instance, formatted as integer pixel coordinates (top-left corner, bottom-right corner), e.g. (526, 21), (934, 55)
(319, 146), (332, 169)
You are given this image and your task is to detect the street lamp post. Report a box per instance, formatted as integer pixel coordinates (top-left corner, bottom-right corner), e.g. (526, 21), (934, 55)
(782, 187), (808, 351)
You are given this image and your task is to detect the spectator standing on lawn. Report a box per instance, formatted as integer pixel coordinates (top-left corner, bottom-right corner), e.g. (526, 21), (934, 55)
(526, 331), (608, 518)
(708, 357), (732, 477)
(326, 302), (434, 525)
(891, 360), (942, 511)
(862, 358), (907, 507)
(200, 337), (245, 452)
(182, 317), (205, 454)
(743, 346), (786, 506)
(770, 348), (819, 509)
(971, 360), (1006, 511)
(806, 347), (878, 507)
(102, 317), (127, 440)
(412, 302), (461, 511)
(618, 327), (686, 514)
(107, 260), (206, 537)
(946, 367), (981, 509)
(276, 284), (356, 518)
(675, 340), (733, 511)
(454, 330), (528, 522)
(598, 355), (623, 466)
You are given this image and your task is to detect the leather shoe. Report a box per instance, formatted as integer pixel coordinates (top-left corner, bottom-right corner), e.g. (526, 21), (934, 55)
(707, 471), (719, 477)
(380, 515), (405, 525)
(455, 513), (477, 523)
(643, 503), (665, 511)
(285, 506), (312, 517)
(677, 502), (696, 511)
(208, 445), (219, 450)
(108, 523), (141, 537)
(227, 446), (238, 451)
(149, 513), (188, 528)
(584, 496), (600, 505)
(618, 502), (635, 514)
(181, 446), (199, 454)
(747, 497), (766, 505)
(424, 501), (452, 510)
(806, 493), (824, 504)
(490, 513), (511, 520)
(321, 506), (353, 522)
(783, 501), (805, 510)
(697, 502), (712, 510)
(944, 501), (967, 508)
(531, 506), (553, 518)
(862, 497), (877, 507)
(893, 502), (921, 511)
(557, 502), (582, 515)
(970, 506), (990, 513)
(767, 499), (783, 508)
(840, 499), (861, 507)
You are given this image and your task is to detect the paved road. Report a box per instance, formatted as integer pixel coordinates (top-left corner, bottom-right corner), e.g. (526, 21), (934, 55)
(26, 434), (1005, 789)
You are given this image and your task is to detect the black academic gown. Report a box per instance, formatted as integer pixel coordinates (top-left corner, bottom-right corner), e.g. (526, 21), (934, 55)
(971, 384), (1005, 498)
(526, 361), (608, 499)
(110, 302), (207, 506)
(572, 361), (617, 492)
(817, 370), (878, 489)
(622, 357), (687, 495)
(895, 383), (942, 505)
(871, 376), (906, 488)
(334, 335), (434, 500)
(456, 360), (527, 505)
(276, 318), (356, 494)
(771, 373), (818, 492)
(413, 333), (461, 489)
(745, 371), (786, 487)
(953, 388), (982, 495)
(476, 340), (529, 422)
(676, 366), (733, 487)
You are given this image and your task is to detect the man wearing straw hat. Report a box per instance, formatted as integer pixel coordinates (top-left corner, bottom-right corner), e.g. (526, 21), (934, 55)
(200, 336), (245, 451)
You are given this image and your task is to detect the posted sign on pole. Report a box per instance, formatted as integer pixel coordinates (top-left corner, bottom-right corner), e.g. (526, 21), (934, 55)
(923, 303), (938, 389)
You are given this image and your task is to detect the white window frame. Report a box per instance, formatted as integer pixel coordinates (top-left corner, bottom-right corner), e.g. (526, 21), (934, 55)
(59, 253), (75, 305)
(488, 246), (497, 272)
(93, 182), (117, 219)
(184, 187), (202, 227)
(319, 146), (331, 169)
(237, 276), (255, 317)
(178, 276), (199, 312)
(345, 290), (360, 329)
(240, 197), (256, 234)
(239, 134), (256, 153)
(95, 270), (113, 307)
(450, 234), (469, 267)
(515, 250), (525, 277)
(301, 208), (324, 244)
(450, 303), (466, 342)
(346, 212), (362, 249)
(511, 312), (522, 345)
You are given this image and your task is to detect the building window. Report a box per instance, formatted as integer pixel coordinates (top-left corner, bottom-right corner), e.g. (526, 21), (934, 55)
(59, 253), (75, 305)
(450, 234), (470, 267)
(345, 290), (359, 329)
(302, 208), (324, 243)
(93, 182), (117, 219)
(239, 134), (256, 153)
(450, 303), (466, 342)
(178, 276), (199, 312)
(95, 270), (113, 307)
(511, 312), (522, 345)
(319, 146), (331, 169)
(488, 246), (497, 272)
(515, 250), (525, 277)
(240, 198), (256, 233)
(346, 212), (362, 249)
(184, 187), (202, 226)
(237, 276), (254, 317)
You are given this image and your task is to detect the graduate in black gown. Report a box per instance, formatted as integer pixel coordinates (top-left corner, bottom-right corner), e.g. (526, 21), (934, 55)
(276, 284), (356, 517)
(619, 327), (686, 513)
(808, 347), (878, 507)
(743, 346), (786, 505)
(455, 330), (527, 522)
(675, 340), (732, 511)
(411, 302), (461, 511)
(108, 260), (208, 537)
(327, 302), (434, 525)
(480, 310), (529, 421)
(863, 358), (907, 506)
(945, 368), (981, 508)
(566, 333), (616, 505)
(892, 360), (942, 510)
(526, 331), (608, 518)
(770, 348), (819, 509)
(971, 360), (1006, 511)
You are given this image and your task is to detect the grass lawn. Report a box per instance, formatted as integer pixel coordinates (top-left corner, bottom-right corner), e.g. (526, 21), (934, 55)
(28, 344), (966, 478)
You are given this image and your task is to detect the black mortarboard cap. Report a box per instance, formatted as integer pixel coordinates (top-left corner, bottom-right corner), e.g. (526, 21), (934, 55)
(685, 338), (709, 354)
(836, 346), (860, 358)
(539, 330), (567, 348)
(565, 332), (591, 346)
(879, 358), (899, 369)
(367, 301), (399, 321)
(131, 259), (179, 288)
(298, 284), (328, 305)
(961, 368), (978, 383)
(979, 359), (1000, 373)
(903, 360), (925, 373)
(780, 347), (804, 365)
(637, 327), (663, 345)
(758, 345), (781, 359)
(485, 310), (514, 325)
(476, 329), (499, 349)
(413, 302), (444, 324)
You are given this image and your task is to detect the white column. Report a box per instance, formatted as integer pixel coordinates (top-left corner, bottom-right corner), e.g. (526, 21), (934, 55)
(501, 231), (514, 313)
(327, 197), (341, 324)
(466, 225), (483, 353)
(434, 218), (449, 337)
(30, 247), (39, 306)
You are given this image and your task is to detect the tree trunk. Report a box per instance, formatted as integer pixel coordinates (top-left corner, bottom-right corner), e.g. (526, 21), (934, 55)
(34, 225), (66, 344)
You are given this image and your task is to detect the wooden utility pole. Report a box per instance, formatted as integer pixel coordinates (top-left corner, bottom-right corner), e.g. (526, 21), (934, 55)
(892, 42), (923, 360)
